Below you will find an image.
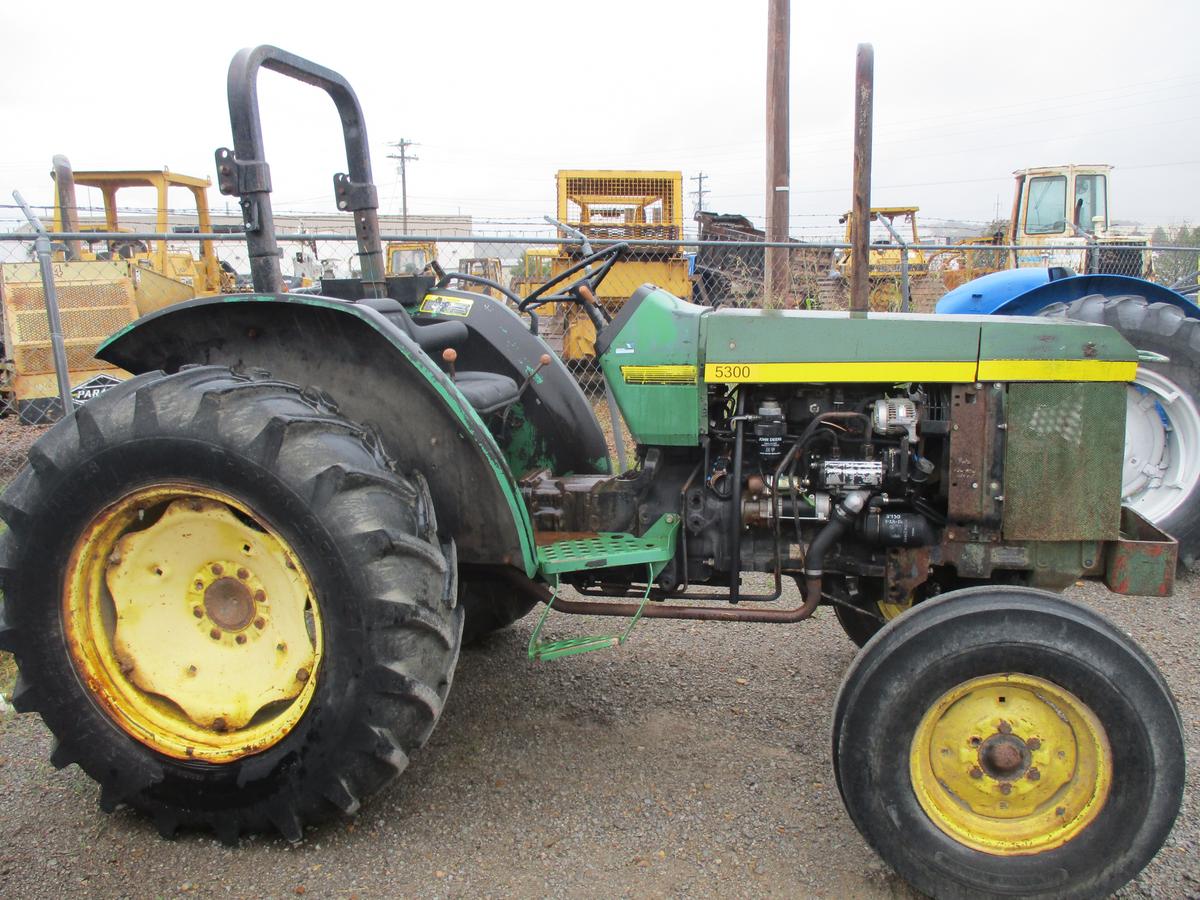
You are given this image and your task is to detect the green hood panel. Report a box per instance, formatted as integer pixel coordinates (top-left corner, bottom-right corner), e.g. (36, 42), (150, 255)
(703, 309), (1137, 383)
(600, 291), (1138, 446)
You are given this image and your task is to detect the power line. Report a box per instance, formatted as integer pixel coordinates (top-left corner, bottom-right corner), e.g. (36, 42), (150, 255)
(386, 139), (419, 232)
(691, 171), (708, 214)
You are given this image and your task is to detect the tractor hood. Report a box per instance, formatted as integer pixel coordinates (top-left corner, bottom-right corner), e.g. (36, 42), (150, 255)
(598, 286), (1137, 446)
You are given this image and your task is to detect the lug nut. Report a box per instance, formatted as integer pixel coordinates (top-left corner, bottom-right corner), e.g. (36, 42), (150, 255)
(212, 717), (227, 732)
(999, 783), (1012, 795)
(210, 627), (222, 640)
(235, 634), (247, 645)
(1027, 768), (1041, 781)
(1027, 738), (1041, 751)
(194, 580), (204, 591)
(969, 736), (981, 747)
(193, 607), (204, 618)
(254, 589), (267, 603)
(296, 668), (309, 683)
(997, 720), (1012, 735)
(969, 767), (983, 779)
(211, 564), (223, 576)
(254, 617), (266, 630)
(237, 568), (249, 580)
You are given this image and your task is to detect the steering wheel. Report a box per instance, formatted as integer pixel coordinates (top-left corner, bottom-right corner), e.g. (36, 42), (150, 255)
(519, 243), (628, 326)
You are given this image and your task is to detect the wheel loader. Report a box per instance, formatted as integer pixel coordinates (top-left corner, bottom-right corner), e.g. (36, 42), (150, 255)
(0, 46), (1186, 900)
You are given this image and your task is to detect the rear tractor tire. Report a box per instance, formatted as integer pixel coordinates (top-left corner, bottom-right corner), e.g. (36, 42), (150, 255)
(0, 366), (463, 842)
(833, 586), (1183, 899)
(1040, 294), (1200, 567)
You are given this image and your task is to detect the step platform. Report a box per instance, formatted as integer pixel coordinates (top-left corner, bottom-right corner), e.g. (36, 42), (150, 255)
(528, 514), (680, 661)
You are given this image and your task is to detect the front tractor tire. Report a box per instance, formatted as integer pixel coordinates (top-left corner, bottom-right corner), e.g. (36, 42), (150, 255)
(0, 366), (463, 842)
(833, 587), (1183, 899)
(1041, 294), (1200, 567)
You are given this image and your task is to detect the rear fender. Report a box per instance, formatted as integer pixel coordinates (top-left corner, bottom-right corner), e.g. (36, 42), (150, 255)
(937, 270), (1200, 319)
(99, 293), (537, 575)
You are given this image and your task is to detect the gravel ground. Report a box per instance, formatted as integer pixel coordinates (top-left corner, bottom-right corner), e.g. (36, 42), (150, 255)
(1, 574), (1198, 899)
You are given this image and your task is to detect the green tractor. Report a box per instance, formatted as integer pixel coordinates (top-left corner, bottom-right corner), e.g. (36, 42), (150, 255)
(0, 46), (1186, 899)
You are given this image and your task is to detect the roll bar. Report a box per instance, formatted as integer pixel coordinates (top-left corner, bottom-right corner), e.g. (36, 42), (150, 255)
(215, 45), (386, 298)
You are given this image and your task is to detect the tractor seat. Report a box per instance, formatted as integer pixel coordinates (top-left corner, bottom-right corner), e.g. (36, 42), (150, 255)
(452, 370), (520, 415)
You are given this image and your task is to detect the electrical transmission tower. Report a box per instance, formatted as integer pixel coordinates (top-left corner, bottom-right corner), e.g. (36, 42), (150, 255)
(691, 171), (708, 217)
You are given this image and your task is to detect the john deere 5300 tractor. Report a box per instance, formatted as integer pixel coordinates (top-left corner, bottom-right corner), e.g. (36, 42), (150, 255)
(0, 47), (1185, 900)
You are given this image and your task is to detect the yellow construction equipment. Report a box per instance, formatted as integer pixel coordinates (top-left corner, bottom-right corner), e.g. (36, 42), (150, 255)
(934, 164), (1152, 291)
(384, 240), (438, 276)
(833, 207), (937, 310)
(456, 257), (505, 299)
(0, 158), (232, 422)
(511, 247), (555, 299)
(550, 170), (690, 359)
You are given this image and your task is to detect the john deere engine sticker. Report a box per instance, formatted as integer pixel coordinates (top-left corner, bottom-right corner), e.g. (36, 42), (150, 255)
(71, 373), (124, 406)
(419, 293), (474, 318)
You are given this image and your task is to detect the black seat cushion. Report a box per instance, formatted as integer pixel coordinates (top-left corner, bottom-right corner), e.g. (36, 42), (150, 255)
(453, 371), (520, 414)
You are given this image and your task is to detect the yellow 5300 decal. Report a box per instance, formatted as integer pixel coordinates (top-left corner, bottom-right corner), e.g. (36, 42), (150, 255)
(704, 361), (977, 383)
(705, 359), (1137, 384)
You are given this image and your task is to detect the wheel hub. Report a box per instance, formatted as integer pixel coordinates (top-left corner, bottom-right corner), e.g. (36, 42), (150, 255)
(63, 485), (323, 763)
(978, 732), (1030, 780)
(202, 576), (256, 631)
(910, 673), (1112, 855)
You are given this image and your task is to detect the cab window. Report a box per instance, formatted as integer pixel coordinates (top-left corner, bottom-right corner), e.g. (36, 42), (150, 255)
(389, 248), (428, 274)
(1025, 175), (1067, 235)
(1074, 174), (1107, 230)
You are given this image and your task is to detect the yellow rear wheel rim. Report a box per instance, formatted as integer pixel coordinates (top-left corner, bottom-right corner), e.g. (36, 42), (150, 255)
(63, 484), (322, 763)
(910, 673), (1112, 855)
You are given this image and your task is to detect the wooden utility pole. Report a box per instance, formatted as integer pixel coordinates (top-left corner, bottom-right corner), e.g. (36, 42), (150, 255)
(764, 0), (789, 305)
(849, 44), (874, 313)
(387, 139), (419, 233)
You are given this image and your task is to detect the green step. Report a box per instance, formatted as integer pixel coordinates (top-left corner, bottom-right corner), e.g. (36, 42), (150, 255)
(536, 514), (680, 575)
(529, 515), (680, 661)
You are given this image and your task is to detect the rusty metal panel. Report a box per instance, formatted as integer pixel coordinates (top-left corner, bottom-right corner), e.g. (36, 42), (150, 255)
(946, 383), (1003, 539)
(1002, 383), (1124, 541)
(1104, 507), (1178, 597)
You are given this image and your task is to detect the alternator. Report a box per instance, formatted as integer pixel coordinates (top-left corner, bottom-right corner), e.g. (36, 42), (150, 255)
(872, 398), (919, 443)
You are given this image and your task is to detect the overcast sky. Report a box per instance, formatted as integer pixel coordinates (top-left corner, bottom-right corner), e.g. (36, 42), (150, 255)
(3, 0), (1198, 239)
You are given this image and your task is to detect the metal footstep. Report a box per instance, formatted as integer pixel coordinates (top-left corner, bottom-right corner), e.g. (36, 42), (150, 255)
(528, 516), (679, 661)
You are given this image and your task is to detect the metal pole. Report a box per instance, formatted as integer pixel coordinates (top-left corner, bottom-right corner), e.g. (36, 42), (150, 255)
(877, 215), (910, 312)
(764, 0), (790, 306)
(850, 43), (874, 313)
(12, 191), (74, 419)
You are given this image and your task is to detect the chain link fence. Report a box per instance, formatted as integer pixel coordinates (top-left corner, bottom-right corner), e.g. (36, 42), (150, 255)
(1, 227), (1198, 483)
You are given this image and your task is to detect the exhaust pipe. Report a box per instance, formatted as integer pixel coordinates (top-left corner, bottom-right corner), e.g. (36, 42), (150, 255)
(51, 155), (82, 261)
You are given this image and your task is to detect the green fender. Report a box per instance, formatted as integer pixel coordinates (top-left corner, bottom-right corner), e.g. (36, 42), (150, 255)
(98, 292), (538, 575)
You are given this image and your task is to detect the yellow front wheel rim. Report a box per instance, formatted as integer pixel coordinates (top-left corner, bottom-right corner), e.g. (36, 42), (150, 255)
(910, 673), (1112, 855)
(63, 484), (322, 763)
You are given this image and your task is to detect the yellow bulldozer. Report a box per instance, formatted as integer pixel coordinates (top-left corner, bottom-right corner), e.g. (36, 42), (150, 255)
(548, 170), (691, 360)
(830, 206), (942, 311)
(0, 158), (233, 423)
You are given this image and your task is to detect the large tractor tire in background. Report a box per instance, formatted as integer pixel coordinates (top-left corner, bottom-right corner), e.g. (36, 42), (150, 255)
(833, 587), (1183, 899)
(0, 366), (463, 842)
(1040, 295), (1200, 567)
